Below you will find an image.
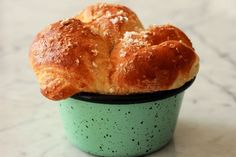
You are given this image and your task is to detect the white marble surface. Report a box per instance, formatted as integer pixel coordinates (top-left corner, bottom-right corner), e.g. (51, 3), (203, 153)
(0, 0), (236, 156)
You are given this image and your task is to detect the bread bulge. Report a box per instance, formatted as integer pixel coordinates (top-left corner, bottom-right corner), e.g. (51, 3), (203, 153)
(75, 3), (144, 46)
(29, 3), (199, 100)
(110, 25), (199, 94)
(29, 19), (111, 100)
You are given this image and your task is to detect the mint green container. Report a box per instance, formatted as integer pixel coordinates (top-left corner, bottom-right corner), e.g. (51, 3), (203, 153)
(59, 79), (194, 157)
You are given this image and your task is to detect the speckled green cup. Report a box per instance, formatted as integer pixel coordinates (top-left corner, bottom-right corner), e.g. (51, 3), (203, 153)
(59, 79), (194, 157)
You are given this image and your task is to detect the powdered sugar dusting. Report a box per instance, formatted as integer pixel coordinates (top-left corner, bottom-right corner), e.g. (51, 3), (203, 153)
(119, 31), (150, 57)
(110, 15), (129, 24)
(123, 31), (138, 43)
(120, 49), (127, 57)
(91, 49), (98, 56)
(60, 18), (72, 25)
(105, 11), (112, 18)
(117, 10), (124, 15)
(75, 59), (80, 65)
(92, 61), (98, 68)
(123, 16), (128, 21)
(67, 42), (72, 48)
(143, 33), (148, 38)
(110, 17), (119, 24)
(123, 31), (150, 47)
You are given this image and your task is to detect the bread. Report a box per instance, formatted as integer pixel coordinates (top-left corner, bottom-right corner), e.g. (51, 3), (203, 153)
(29, 3), (199, 100)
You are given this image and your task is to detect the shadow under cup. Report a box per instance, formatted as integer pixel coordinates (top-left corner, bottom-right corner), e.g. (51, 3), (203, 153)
(59, 78), (195, 157)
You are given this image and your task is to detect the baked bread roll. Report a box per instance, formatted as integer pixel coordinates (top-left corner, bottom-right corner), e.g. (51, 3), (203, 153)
(29, 3), (199, 100)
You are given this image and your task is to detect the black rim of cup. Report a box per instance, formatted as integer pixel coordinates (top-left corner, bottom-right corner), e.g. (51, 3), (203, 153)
(71, 77), (196, 104)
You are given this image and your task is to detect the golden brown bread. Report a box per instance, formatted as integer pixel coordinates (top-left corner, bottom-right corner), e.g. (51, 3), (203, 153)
(29, 3), (199, 100)
(75, 3), (143, 46)
(29, 19), (112, 100)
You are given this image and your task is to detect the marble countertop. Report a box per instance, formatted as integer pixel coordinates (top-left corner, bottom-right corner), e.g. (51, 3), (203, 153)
(0, 0), (236, 156)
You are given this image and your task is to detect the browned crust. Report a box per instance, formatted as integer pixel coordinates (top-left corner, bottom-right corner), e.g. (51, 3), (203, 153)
(29, 18), (111, 100)
(147, 24), (193, 48)
(29, 3), (199, 100)
(111, 41), (198, 94)
(75, 3), (144, 46)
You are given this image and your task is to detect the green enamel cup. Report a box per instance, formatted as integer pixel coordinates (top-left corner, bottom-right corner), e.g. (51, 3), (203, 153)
(59, 79), (195, 157)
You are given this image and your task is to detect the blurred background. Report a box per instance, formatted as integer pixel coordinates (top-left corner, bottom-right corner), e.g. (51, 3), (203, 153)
(0, 0), (236, 156)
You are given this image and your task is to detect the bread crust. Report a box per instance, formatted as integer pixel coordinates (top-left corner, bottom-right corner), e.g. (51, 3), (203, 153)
(75, 3), (144, 46)
(29, 3), (199, 100)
